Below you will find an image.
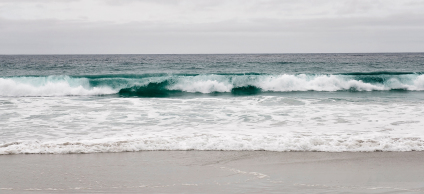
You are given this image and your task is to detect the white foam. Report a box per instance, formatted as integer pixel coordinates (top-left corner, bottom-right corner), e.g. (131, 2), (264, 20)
(411, 75), (424, 90)
(255, 74), (384, 92)
(1, 133), (423, 154)
(1, 96), (424, 154)
(0, 76), (116, 96)
(170, 80), (232, 93)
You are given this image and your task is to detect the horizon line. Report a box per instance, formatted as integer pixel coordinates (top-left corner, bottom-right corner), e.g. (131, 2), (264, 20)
(1, 52), (424, 55)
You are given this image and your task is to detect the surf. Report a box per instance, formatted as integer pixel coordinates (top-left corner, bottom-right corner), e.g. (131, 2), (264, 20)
(1, 72), (424, 97)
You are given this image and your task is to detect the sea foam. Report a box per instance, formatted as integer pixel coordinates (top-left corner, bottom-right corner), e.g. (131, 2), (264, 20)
(0, 76), (116, 96)
(1, 133), (423, 154)
(1, 96), (423, 154)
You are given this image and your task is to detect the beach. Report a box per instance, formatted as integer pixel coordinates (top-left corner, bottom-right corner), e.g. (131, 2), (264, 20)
(3, 0), (424, 193)
(1, 151), (424, 193)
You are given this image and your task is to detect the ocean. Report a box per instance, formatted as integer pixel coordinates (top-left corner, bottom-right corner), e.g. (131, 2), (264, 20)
(1, 53), (424, 154)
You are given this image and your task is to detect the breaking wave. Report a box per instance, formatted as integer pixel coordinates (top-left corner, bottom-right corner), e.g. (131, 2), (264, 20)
(1, 73), (424, 97)
(0, 76), (115, 97)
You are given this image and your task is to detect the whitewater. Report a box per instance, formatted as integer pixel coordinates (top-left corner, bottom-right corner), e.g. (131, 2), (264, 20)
(2, 73), (424, 97)
(1, 53), (424, 154)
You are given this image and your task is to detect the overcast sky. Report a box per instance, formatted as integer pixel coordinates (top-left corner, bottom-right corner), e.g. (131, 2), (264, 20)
(1, 0), (424, 54)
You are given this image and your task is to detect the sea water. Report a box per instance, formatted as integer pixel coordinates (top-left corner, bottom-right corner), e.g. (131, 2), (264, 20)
(1, 53), (424, 154)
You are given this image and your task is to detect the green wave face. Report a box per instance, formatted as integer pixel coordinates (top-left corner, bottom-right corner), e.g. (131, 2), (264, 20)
(118, 81), (183, 97)
(1, 72), (424, 97)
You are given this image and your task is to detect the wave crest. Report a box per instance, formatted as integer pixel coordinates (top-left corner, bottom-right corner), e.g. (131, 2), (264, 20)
(2, 73), (424, 97)
(0, 76), (116, 97)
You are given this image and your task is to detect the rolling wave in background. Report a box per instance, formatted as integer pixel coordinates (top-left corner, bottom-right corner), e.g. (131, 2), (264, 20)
(1, 72), (424, 97)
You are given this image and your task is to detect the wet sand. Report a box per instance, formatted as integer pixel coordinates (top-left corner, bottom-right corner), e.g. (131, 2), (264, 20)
(1, 151), (424, 193)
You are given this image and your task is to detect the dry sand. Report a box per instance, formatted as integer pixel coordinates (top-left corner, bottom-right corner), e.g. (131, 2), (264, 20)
(1, 151), (424, 193)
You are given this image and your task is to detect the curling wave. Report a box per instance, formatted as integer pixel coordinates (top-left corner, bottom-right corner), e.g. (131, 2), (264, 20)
(1, 73), (424, 97)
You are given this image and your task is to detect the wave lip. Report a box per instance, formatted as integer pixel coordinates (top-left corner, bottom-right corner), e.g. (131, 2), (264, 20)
(2, 73), (424, 97)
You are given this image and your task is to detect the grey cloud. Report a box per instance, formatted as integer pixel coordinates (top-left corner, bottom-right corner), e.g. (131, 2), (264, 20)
(1, 14), (423, 54)
(1, 0), (424, 54)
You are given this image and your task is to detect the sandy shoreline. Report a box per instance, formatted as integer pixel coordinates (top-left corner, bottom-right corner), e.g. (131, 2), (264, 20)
(1, 151), (424, 193)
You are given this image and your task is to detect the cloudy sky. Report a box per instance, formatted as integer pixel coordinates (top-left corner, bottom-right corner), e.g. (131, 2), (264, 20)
(1, 0), (423, 54)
